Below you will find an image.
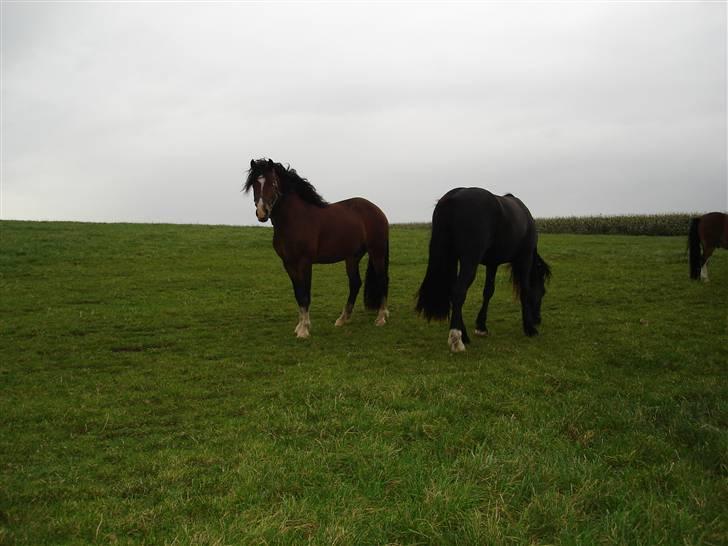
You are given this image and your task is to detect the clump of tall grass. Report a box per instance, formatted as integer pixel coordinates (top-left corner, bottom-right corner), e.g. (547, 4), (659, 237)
(535, 213), (700, 236)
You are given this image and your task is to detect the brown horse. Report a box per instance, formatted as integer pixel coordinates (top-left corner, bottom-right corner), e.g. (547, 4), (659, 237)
(244, 159), (389, 338)
(689, 212), (728, 281)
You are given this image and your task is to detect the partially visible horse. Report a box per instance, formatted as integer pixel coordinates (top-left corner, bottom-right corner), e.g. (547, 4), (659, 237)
(244, 159), (389, 338)
(416, 188), (551, 352)
(689, 212), (728, 282)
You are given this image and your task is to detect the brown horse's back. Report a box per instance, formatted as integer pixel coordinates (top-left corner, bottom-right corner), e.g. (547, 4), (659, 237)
(311, 197), (388, 264)
(699, 212), (728, 248)
(337, 197), (389, 250)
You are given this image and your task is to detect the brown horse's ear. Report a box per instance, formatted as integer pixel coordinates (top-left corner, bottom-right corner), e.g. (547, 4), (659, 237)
(250, 159), (256, 169)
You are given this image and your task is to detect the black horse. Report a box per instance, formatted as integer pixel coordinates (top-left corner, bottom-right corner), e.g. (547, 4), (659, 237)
(416, 188), (551, 352)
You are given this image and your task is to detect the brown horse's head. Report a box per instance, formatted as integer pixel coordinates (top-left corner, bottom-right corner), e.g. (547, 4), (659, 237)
(245, 158), (281, 223)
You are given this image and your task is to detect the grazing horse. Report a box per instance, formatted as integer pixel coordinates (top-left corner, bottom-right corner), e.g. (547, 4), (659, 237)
(244, 159), (389, 338)
(689, 212), (728, 282)
(416, 188), (551, 352)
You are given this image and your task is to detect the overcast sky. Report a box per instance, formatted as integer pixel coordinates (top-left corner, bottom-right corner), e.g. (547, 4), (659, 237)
(2, 1), (726, 225)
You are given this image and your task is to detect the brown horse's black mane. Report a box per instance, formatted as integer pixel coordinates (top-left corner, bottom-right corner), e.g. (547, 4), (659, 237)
(245, 159), (328, 208)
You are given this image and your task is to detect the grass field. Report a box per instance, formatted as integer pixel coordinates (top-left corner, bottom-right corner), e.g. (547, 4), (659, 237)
(1, 220), (727, 545)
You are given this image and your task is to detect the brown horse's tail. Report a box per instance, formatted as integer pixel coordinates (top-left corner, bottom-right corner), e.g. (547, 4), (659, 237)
(689, 217), (702, 280)
(416, 208), (456, 321)
(364, 238), (389, 310)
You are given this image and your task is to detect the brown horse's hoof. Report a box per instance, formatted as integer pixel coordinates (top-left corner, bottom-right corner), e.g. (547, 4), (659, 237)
(474, 329), (488, 337)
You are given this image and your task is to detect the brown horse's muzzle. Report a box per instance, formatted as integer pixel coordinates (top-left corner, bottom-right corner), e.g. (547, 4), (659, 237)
(256, 201), (271, 222)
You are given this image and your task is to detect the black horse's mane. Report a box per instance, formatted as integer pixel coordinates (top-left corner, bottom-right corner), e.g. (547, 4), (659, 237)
(245, 159), (328, 208)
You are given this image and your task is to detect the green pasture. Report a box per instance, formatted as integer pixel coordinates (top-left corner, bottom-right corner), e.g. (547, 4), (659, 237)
(1, 220), (726, 545)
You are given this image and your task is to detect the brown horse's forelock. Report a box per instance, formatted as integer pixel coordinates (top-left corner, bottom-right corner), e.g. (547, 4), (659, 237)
(243, 158), (268, 193)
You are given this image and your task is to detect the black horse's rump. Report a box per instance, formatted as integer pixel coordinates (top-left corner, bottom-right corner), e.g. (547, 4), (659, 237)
(416, 187), (551, 350)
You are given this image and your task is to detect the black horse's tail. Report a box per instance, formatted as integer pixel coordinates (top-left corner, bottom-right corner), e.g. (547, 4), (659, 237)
(364, 238), (389, 309)
(688, 217), (702, 280)
(416, 208), (457, 321)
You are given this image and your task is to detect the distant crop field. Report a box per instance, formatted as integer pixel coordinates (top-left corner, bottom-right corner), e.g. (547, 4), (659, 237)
(1, 221), (726, 545)
(535, 213), (699, 236)
(406, 213), (705, 236)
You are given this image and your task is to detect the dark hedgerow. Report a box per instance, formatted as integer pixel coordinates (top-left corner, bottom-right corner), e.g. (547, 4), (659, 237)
(534, 213), (701, 236)
(398, 214), (706, 236)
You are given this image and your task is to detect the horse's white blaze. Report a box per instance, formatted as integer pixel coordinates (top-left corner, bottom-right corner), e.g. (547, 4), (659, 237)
(257, 176), (266, 189)
(448, 329), (466, 352)
(256, 197), (267, 219)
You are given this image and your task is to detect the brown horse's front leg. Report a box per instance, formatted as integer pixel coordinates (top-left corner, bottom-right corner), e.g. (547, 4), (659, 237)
(285, 260), (312, 338)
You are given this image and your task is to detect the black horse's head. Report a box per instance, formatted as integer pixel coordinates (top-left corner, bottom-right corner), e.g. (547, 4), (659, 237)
(244, 158), (281, 223)
(529, 253), (552, 324)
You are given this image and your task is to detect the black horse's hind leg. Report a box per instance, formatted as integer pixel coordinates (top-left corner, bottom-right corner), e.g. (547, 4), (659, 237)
(335, 256), (363, 326)
(448, 259), (478, 352)
(285, 259), (313, 338)
(514, 256), (538, 337)
(475, 264), (498, 336)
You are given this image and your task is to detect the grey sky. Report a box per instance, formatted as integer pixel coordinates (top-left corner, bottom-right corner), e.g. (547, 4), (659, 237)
(2, 1), (726, 225)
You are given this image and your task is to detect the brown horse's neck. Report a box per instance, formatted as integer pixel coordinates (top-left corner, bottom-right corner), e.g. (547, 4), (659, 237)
(270, 192), (310, 229)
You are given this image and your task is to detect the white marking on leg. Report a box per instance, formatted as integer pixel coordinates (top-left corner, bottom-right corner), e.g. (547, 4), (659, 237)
(296, 308), (310, 338)
(375, 306), (389, 326)
(335, 304), (353, 327)
(474, 329), (488, 337)
(448, 329), (466, 352)
(701, 263), (709, 282)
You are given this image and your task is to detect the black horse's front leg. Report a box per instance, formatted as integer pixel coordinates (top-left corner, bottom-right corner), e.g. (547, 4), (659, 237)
(285, 259), (312, 338)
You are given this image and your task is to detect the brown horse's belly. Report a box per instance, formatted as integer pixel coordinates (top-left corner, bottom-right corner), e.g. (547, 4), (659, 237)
(313, 206), (366, 263)
(314, 235), (364, 263)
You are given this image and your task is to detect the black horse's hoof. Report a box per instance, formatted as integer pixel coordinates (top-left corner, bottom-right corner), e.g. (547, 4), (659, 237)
(524, 327), (539, 337)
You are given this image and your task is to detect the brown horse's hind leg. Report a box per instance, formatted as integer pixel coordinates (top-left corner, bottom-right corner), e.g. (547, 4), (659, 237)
(375, 299), (389, 326)
(335, 257), (362, 326)
(371, 254), (389, 326)
(366, 244), (389, 326)
(701, 246), (714, 282)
